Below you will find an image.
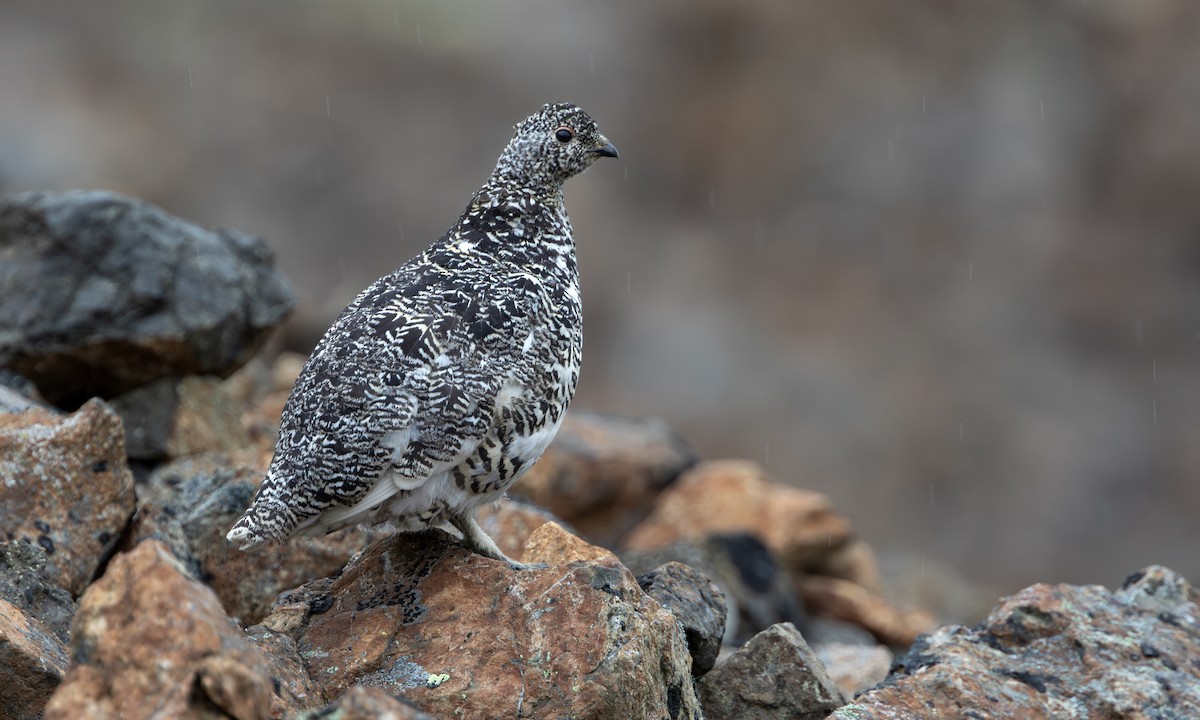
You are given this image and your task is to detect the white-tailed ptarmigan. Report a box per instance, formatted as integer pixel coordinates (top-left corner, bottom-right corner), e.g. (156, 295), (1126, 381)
(227, 103), (617, 568)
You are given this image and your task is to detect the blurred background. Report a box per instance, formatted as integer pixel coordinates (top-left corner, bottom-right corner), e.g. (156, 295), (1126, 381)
(3, 0), (1198, 607)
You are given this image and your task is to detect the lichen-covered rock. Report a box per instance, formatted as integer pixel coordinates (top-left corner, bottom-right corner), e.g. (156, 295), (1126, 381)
(43, 540), (287, 720)
(832, 565), (1200, 719)
(0, 190), (295, 406)
(696, 622), (845, 719)
(0, 541), (77, 644)
(511, 410), (697, 548)
(0, 596), (70, 720)
(110, 375), (249, 460)
(131, 453), (381, 626)
(300, 687), (435, 720)
(624, 460), (853, 576)
(263, 529), (703, 720)
(0, 398), (135, 597)
(637, 561), (727, 676)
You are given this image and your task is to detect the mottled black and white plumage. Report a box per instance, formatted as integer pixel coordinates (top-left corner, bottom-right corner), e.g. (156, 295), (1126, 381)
(227, 103), (617, 567)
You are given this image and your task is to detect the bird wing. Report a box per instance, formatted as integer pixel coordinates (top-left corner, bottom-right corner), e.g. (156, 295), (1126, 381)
(255, 264), (541, 522)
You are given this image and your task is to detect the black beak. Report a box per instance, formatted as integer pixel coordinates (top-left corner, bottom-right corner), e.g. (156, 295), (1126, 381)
(593, 142), (619, 159)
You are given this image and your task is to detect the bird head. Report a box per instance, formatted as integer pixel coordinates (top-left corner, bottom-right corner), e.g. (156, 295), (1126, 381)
(493, 102), (618, 190)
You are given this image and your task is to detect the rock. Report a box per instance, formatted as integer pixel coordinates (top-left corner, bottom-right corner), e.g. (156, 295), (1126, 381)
(244, 625), (327, 714)
(521, 520), (623, 566)
(0, 398), (135, 597)
(695, 622), (845, 720)
(131, 453), (381, 626)
(623, 533), (807, 645)
(0, 541), (77, 644)
(301, 686), (435, 720)
(511, 411), (697, 548)
(0, 190), (295, 407)
(43, 540), (287, 720)
(636, 561), (727, 676)
(624, 460), (854, 576)
(813, 642), (892, 699)
(111, 375), (248, 460)
(0, 374), (45, 413)
(0, 596), (70, 720)
(475, 498), (563, 560)
(832, 565), (1200, 719)
(795, 575), (935, 647)
(265, 529), (703, 720)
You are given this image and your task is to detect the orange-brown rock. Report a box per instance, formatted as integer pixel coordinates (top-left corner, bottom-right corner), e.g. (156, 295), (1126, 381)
(511, 411), (697, 548)
(796, 575), (935, 647)
(521, 520), (623, 566)
(131, 453), (383, 626)
(0, 398), (135, 597)
(0, 596), (69, 720)
(42, 540), (296, 720)
(265, 529), (702, 720)
(624, 460), (854, 575)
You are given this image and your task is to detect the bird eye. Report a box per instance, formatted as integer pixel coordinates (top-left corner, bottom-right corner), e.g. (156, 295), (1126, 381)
(555, 127), (574, 143)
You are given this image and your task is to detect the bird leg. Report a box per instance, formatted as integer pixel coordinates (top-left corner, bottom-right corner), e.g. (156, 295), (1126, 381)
(448, 512), (547, 571)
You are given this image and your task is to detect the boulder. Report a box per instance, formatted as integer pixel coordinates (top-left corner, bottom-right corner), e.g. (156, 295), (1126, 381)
(45, 542), (292, 715)
(511, 411), (697, 548)
(624, 460), (854, 576)
(43, 540), (291, 720)
(0, 190), (295, 407)
(832, 565), (1200, 719)
(131, 453), (382, 626)
(262, 529), (703, 720)
(695, 622), (845, 719)
(796, 575), (934, 647)
(0, 596), (70, 720)
(636, 561), (727, 676)
(0, 398), (135, 597)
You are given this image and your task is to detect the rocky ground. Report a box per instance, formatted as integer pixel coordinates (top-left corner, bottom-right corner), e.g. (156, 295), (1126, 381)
(2, 191), (1198, 719)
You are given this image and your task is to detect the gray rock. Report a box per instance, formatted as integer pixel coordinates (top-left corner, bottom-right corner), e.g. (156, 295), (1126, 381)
(832, 565), (1200, 719)
(0, 398), (136, 597)
(0, 541), (76, 644)
(623, 532), (808, 645)
(638, 561), (727, 676)
(0, 190), (295, 406)
(696, 622), (845, 720)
